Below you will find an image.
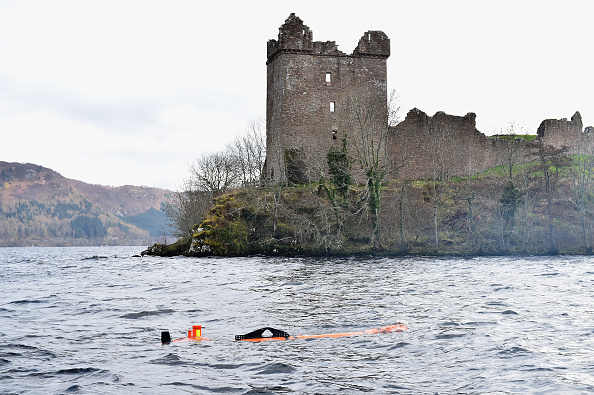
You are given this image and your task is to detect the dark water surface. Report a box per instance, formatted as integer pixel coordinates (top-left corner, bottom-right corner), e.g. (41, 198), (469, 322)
(1, 247), (594, 394)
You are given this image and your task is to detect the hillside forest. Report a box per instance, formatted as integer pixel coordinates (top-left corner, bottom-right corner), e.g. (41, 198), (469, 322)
(0, 162), (172, 247)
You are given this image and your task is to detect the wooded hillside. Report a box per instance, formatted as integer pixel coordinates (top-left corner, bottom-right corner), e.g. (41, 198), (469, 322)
(0, 162), (173, 247)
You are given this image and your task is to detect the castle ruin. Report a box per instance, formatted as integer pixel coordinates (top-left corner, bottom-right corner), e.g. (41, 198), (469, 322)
(263, 14), (591, 183)
(263, 13), (389, 183)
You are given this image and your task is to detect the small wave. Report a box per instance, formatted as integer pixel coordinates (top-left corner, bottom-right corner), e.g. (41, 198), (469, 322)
(165, 382), (242, 392)
(120, 309), (175, 319)
(19, 258), (46, 264)
(493, 286), (512, 291)
(25, 367), (109, 380)
(208, 363), (252, 369)
(149, 354), (186, 366)
(6, 344), (37, 350)
(522, 367), (554, 372)
(440, 321), (460, 327)
(384, 384), (414, 391)
(9, 299), (45, 305)
(82, 256), (109, 260)
(436, 333), (466, 339)
(243, 387), (291, 394)
(64, 385), (82, 392)
(2, 344), (56, 360)
(252, 362), (296, 375)
(464, 321), (498, 326)
(501, 310), (519, 315)
(498, 346), (530, 356)
(0, 351), (21, 358)
(539, 272), (560, 276)
(388, 342), (410, 350)
(55, 367), (100, 375)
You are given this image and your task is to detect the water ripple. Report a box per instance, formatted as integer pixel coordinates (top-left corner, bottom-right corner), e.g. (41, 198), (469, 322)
(1, 247), (593, 393)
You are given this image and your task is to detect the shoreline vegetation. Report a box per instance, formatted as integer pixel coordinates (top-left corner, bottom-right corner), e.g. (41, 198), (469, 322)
(143, 149), (594, 258)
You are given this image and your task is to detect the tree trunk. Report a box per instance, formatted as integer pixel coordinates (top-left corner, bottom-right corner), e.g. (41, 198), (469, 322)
(399, 189), (406, 252)
(466, 196), (475, 253)
(545, 170), (557, 254)
(369, 178), (382, 250)
(433, 202), (439, 253)
(272, 188), (280, 236)
(432, 178), (439, 253)
(581, 209), (591, 253)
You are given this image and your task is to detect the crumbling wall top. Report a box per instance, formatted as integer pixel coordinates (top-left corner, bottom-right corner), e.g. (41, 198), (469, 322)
(267, 13), (313, 60)
(268, 14), (389, 62)
(537, 111), (583, 138)
(353, 31), (390, 58)
(312, 41), (345, 56)
(397, 108), (477, 130)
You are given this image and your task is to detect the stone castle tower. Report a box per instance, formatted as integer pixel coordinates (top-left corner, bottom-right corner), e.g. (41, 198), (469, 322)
(263, 13), (390, 183)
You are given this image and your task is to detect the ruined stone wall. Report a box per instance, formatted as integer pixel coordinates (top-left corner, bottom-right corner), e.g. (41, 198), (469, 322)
(537, 111), (584, 151)
(389, 109), (594, 181)
(390, 109), (501, 180)
(264, 14), (389, 183)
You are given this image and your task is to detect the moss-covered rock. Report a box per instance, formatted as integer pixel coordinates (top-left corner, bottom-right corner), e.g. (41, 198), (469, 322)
(141, 236), (192, 257)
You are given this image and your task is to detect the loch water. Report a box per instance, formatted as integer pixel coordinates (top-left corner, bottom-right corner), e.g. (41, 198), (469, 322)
(1, 246), (593, 394)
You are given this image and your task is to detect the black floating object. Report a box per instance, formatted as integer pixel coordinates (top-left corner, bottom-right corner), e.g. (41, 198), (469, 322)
(161, 331), (172, 344)
(235, 327), (291, 341)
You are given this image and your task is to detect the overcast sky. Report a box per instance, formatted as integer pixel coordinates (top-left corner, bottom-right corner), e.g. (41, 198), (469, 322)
(1, 0), (592, 190)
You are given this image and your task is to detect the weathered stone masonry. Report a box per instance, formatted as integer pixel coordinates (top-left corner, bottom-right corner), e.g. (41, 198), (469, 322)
(263, 13), (389, 183)
(263, 14), (592, 183)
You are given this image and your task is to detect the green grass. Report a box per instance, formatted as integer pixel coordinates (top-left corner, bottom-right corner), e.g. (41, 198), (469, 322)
(492, 134), (538, 142)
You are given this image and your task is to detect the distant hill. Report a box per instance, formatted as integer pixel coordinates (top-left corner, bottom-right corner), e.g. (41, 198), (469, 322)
(0, 161), (174, 247)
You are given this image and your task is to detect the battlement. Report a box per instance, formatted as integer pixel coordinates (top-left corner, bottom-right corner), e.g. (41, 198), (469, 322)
(267, 13), (313, 61)
(267, 13), (389, 63)
(353, 31), (390, 58)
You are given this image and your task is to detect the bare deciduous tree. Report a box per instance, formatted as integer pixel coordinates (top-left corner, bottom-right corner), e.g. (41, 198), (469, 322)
(189, 151), (240, 198)
(530, 141), (570, 254)
(427, 120), (455, 252)
(166, 120), (266, 237)
(226, 118), (266, 186)
(496, 123), (527, 184)
(341, 88), (403, 250)
(164, 179), (213, 238)
(457, 138), (486, 253)
(570, 132), (594, 252)
(493, 123), (528, 253)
